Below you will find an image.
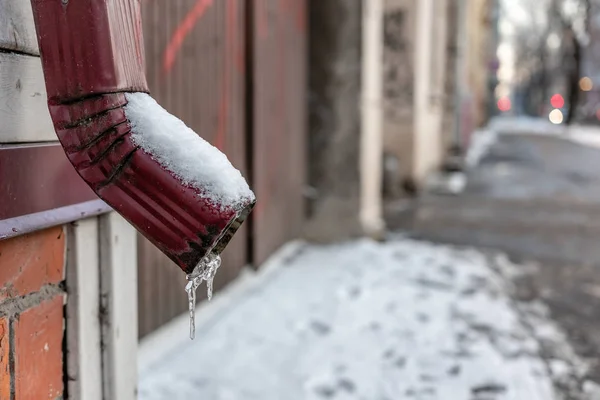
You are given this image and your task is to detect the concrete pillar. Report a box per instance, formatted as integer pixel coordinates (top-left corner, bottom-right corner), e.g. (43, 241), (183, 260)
(381, 0), (417, 194)
(304, 0), (364, 241)
(413, 0), (446, 184)
(361, 0), (386, 236)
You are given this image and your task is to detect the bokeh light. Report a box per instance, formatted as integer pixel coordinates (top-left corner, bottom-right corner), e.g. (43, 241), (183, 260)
(497, 96), (511, 112)
(579, 77), (593, 92)
(550, 94), (565, 109)
(549, 108), (564, 124)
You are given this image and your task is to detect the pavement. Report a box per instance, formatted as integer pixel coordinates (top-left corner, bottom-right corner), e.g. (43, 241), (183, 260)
(137, 117), (600, 399)
(389, 117), (600, 389)
(138, 238), (599, 400)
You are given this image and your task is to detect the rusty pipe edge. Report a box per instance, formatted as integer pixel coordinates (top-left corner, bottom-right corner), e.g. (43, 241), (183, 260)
(30, 0), (254, 275)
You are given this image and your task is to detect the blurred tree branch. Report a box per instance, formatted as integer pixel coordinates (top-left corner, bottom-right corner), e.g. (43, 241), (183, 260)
(503, 0), (590, 120)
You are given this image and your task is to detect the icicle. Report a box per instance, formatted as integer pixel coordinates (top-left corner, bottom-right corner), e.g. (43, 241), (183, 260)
(184, 252), (222, 340)
(207, 273), (215, 301)
(185, 279), (198, 340)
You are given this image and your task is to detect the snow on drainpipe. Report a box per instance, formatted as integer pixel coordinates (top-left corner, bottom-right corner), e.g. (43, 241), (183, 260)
(360, 0), (385, 237)
(29, 0), (255, 305)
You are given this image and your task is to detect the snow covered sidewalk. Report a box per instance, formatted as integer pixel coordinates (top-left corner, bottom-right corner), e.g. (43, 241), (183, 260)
(486, 116), (600, 151)
(138, 237), (598, 400)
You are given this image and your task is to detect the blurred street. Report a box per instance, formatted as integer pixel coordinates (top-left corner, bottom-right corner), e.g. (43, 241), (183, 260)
(139, 235), (599, 400)
(390, 118), (600, 386)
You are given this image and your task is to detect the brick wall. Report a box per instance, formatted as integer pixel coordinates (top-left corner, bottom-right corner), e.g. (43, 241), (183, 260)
(0, 226), (66, 400)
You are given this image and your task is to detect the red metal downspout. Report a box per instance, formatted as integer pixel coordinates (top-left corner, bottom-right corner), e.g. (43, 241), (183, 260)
(29, 0), (254, 275)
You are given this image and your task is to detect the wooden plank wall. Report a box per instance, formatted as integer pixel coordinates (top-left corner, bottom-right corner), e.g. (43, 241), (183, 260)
(251, 0), (307, 265)
(137, 0), (249, 337)
(0, 0), (55, 143)
(0, 0), (38, 55)
(138, 0), (307, 337)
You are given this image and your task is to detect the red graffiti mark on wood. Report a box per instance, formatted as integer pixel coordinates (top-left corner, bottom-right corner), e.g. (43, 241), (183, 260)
(213, 0), (237, 151)
(232, 0), (244, 74)
(254, 1), (288, 219)
(257, 0), (269, 39)
(281, 0), (290, 16)
(163, 0), (213, 74)
(295, 0), (306, 32)
(279, 0), (305, 32)
(274, 0), (286, 217)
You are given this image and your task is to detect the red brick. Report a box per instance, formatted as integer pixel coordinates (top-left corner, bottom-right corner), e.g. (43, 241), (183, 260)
(0, 318), (9, 400)
(0, 227), (65, 301)
(14, 295), (64, 400)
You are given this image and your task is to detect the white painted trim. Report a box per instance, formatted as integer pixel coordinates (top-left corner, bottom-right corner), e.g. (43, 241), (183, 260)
(452, 0), (468, 147)
(138, 240), (306, 374)
(0, 52), (54, 143)
(360, 0), (385, 236)
(413, 0), (440, 183)
(99, 212), (138, 400)
(66, 218), (103, 400)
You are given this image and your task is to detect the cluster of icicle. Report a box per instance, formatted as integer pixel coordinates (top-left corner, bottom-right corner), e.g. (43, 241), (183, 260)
(185, 253), (222, 340)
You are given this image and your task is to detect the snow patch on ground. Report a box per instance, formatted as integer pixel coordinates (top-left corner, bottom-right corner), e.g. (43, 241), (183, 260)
(488, 116), (566, 136)
(125, 93), (254, 210)
(466, 128), (497, 168)
(488, 116), (600, 151)
(138, 239), (597, 400)
(565, 125), (600, 149)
